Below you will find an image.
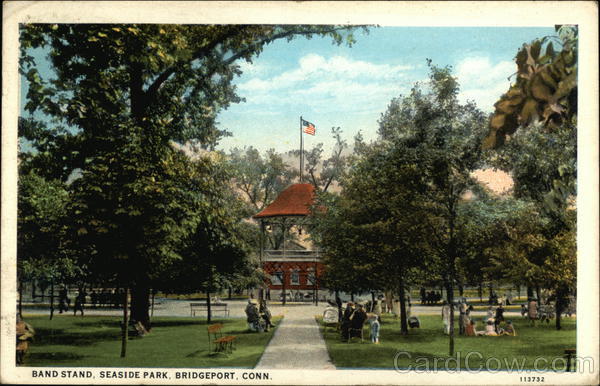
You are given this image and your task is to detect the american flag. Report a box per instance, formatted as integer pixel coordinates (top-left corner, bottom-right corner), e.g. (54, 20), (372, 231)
(301, 119), (316, 135)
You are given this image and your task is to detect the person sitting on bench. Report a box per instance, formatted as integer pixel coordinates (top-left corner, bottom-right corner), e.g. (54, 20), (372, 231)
(245, 299), (263, 332)
(259, 299), (275, 331)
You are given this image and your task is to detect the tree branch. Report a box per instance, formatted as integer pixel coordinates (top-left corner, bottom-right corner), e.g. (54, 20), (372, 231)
(145, 26), (351, 101)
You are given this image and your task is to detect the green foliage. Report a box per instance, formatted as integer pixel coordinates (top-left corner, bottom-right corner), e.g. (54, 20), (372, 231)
(17, 170), (81, 283)
(18, 23), (362, 318)
(19, 24), (363, 181)
(292, 127), (349, 192)
(484, 25), (577, 149)
(229, 146), (294, 213)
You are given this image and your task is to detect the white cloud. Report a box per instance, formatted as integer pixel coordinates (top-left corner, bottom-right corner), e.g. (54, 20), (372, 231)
(239, 53), (412, 93)
(235, 53), (413, 116)
(455, 56), (516, 111)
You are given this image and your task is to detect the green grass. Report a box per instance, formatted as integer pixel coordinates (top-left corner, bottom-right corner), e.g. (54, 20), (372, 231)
(319, 314), (576, 370)
(20, 314), (280, 368)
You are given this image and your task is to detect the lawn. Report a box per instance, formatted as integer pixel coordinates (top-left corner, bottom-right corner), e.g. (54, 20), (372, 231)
(319, 314), (576, 370)
(20, 314), (280, 368)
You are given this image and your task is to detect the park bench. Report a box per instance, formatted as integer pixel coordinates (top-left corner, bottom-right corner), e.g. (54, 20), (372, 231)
(190, 302), (230, 317)
(207, 323), (236, 354)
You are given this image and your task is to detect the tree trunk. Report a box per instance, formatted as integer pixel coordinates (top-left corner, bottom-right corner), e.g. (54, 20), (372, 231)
(206, 291), (212, 324)
(228, 287), (232, 300)
(18, 280), (23, 318)
(535, 285), (541, 301)
(398, 284), (408, 335)
(335, 290), (342, 322)
(555, 287), (567, 331)
(120, 288), (129, 358)
(351, 293), (355, 302)
(478, 282), (483, 303)
(458, 284), (464, 297)
(446, 280), (455, 356)
(371, 292), (376, 312)
(130, 285), (151, 332)
(49, 279), (55, 320)
(527, 286), (534, 299)
(150, 290), (155, 319)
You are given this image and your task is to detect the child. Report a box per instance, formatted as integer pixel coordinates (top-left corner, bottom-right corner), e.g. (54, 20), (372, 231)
(520, 304), (528, 318)
(502, 320), (517, 336)
(367, 313), (380, 344)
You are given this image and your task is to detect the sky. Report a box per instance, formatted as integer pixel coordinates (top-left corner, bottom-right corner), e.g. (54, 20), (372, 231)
(20, 26), (556, 155)
(215, 27), (556, 154)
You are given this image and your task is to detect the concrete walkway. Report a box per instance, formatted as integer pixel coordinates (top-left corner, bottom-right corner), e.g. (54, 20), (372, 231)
(255, 305), (335, 370)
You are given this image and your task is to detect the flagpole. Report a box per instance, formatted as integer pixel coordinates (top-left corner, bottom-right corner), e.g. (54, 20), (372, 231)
(299, 116), (303, 183)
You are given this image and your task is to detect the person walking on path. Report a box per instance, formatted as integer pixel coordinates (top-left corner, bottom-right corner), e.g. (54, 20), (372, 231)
(73, 289), (86, 316)
(58, 287), (69, 314)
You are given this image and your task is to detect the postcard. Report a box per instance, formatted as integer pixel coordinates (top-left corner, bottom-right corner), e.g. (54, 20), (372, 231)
(1, 1), (598, 385)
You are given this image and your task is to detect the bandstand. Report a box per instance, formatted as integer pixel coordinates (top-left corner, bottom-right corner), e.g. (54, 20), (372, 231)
(253, 183), (323, 305)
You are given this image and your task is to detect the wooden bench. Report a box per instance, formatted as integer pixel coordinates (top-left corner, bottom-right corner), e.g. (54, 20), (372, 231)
(207, 323), (236, 354)
(190, 302), (229, 317)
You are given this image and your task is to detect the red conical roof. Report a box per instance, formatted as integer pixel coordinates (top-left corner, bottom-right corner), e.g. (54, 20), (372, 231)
(254, 183), (315, 218)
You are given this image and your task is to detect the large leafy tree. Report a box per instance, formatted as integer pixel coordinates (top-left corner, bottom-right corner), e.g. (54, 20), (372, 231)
(158, 152), (250, 323)
(17, 169), (81, 318)
(19, 24), (361, 334)
(377, 63), (488, 353)
(229, 146), (294, 214)
(314, 139), (429, 334)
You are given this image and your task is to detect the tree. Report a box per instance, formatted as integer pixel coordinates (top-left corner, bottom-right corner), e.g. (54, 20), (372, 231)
(17, 169), (81, 319)
(313, 139), (430, 334)
(483, 25), (577, 149)
(19, 24), (362, 335)
(484, 26), (577, 329)
(294, 127), (349, 192)
(229, 146), (294, 214)
(158, 151), (251, 323)
(376, 62), (488, 353)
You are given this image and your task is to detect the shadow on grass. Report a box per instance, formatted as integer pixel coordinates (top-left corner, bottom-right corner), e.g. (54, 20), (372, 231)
(185, 349), (208, 358)
(73, 320), (120, 328)
(27, 352), (86, 362)
(34, 327), (121, 346)
(151, 320), (205, 328)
